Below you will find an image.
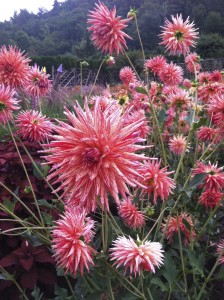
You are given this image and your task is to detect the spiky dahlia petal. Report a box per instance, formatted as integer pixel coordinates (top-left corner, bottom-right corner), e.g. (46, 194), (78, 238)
(43, 100), (147, 212)
(87, 1), (132, 55)
(110, 236), (164, 276)
(159, 14), (199, 56)
(0, 84), (20, 125)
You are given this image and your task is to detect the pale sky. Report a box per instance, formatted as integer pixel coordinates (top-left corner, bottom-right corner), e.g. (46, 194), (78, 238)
(0, 0), (65, 22)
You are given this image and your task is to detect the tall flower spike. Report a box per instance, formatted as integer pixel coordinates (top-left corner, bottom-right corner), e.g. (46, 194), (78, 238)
(43, 100), (147, 212)
(88, 1), (132, 55)
(110, 236), (164, 276)
(159, 14), (199, 56)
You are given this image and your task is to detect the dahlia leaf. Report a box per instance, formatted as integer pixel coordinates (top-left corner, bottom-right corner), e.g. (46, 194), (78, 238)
(185, 173), (206, 191)
(31, 285), (44, 300)
(135, 86), (148, 95)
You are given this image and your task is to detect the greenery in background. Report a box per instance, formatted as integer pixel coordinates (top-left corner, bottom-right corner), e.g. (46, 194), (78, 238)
(0, 0), (224, 72)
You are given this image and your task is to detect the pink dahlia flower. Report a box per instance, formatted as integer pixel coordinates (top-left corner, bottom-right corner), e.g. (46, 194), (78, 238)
(0, 85), (20, 125)
(158, 62), (183, 86)
(198, 72), (211, 84)
(119, 66), (137, 86)
(87, 1), (131, 55)
(199, 190), (223, 209)
(185, 52), (201, 73)
(216, 239), (224, 264)
(52, 207), (95, 276)
(192, 161), (224, 192)
(110, 236), (164, 276)
(118, 198), (145, 229)
(197, 126), (222, 144)
(15, 110), (53, 143)
(207, 93), (224, 127)
(167, 89), (191, 110)
(123, 109), (149, 139)
(144, 56), (167, 75)
(26, 65), (52, 97)
(139, 160), (176, 204)
(198, 82), (224, 103)
(0, 45), (30, 88)
(169, 134), (189, 156)
(44, 100), (147, 212)
(162, 213), (196, 245)
(159, 14), (199, 56)
(210, 70), (223, 83)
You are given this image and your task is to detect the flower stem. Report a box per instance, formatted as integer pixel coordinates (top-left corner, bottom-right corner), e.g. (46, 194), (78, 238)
(88, 58), (106, 98)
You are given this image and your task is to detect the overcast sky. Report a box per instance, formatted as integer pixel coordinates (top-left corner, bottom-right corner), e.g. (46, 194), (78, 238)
(0, 0), (65, 22)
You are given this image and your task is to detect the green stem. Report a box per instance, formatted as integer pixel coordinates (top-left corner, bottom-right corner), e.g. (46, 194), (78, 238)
(88, 58), (105, 98)
(123, 50), (142, 82)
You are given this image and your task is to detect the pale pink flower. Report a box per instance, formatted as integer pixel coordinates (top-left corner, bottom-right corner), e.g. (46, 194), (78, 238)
(169, 134), (188, 155)
(0, 45), (30, 88)
(110, 236), (164, 276)
(139, 160), (176, 204)
(118, 198), (145, 229)
(0, 85), (20, 125)
(123, 109), (149, 139)
(87, 2), (131, 55)
(192, 161), (224, 192)
(144, 56), (167, 75)
(52, 207), (95, 276)
(162, 213), (196, 245)
(26, 65), (51, 97)
(119, 66), (137, 86)
(197, 126), (222, 144)
(185, 52), (201, 73)
(159, 14), (198, 55)
(158, 62), (183, 86)
(44, 100), (147, 212)
(199, 190), (223, 208)
(207, 93), (224, 127)
(15, 110), (53, 142)
(89, 95), (118, 113)
(216, 239), (224, 264)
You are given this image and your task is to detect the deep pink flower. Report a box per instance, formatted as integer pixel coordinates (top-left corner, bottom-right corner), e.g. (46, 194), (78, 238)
(0, 84), (20, 125)
(52, 207), (95, 276)
(199, 190), (223, 208)
(162, 213), (196, 245)
(119, 66), (136, 85)
(87, 1), (131, 55)
(185, 52), (201, 73)
(207, 93), (224, 127)
(192, 161), (224, 192)
(197, 126), (222, 144)
(182, 79), (192, 89)
(158, 62), (183, 86)
(118, 198), (145, 229)
(159, 14), (198, 55)
(216, 239), (224, 264)
(169, 134), (189, 156)
(0, 45), (30, 88)
(26, 65), (51, 97)
(15, 110), (53, 142)
(144, 56), (167, 75)
(139, 160), (176, 204)
(210, 70), (223, 83)
(110, 236), (164, 276)
(44, 100), (147, 212)
(198, 82), (224, 103)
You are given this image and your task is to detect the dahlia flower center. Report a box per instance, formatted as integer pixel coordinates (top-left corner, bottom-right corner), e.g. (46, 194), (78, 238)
(148, 178), (154, 186)
(31, 119), (39, 125)
(5, 64), (14, 73)
(174, 30), (184, 41)
(0, 102), (6, 111)
(83, 147), (101, 166)
(208, 170), (215, 175)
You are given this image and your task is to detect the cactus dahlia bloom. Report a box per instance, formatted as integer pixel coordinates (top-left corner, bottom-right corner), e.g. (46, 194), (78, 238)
(185, 52), (201, 73)
(110, 236), (164, 276)
(162, 213), (196, 245)
(144, 56), (167, 75)
(0, 45), (30, 88)
(207, 93), (224, 127)
(118, 198), (145, 229)
(44, 100), (147, 212)
(139, 160), (176, 204)
(15, 110), (53, 143)
(26, 65), (51, 97)
(169, 134), (189, 156)
(159, 14), (198, 56)
(192, 161), (224, 192)
(52, 207), (95, 276)
(158, 62), (183, 86)
(87, 1), (132, 55)
(199, 190), (223, 209)
(119, 66), (137, 85)
(0, 85), (20, 125)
